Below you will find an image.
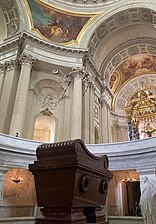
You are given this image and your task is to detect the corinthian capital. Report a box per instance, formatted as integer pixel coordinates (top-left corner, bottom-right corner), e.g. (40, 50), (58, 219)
(0, 60), (16, 73)
(7, 60), (17, 71)
(19, 54), (36, 66)
(64, 67), (86, 84)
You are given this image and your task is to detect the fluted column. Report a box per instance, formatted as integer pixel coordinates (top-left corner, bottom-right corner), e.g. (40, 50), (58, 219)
(89, 84), (95, 143)
(0, 60), (18, 134)
(101, 102), (110, 143)
(62, 95), (70, 140)
(82, 83), (90, 143)
(71, 72), (83, 139)
(9, 55), (36, 137)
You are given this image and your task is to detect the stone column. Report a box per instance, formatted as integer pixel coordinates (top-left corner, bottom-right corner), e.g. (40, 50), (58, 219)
(82, 83), (90, 143)
(101, 100), (111, 143)
(0, 60), (18, 134)
(71, 71), (83, 139)
(101, 85), (113, 143)
(89, 84), (95, 144)
(0, 63), (5, 100)
(62, 95), (71, 140)
(56, 98), (66, 141)
(9, 54), (36, 137)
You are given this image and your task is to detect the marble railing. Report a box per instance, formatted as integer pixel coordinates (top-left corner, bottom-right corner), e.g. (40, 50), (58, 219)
(0, 133), (156, 173)
(87, 137), (156, 174)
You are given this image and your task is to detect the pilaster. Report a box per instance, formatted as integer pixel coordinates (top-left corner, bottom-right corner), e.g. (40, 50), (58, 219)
(70, 68), (83, 139)
(101, 85), (113, 143)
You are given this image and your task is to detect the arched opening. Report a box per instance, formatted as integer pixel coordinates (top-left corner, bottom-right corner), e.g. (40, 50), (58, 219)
(3, 168), (36, 216)
(33, 114), (56, 142)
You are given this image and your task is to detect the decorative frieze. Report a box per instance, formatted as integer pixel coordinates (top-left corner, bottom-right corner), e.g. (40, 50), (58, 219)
(0, 0), (20, 37)
(51, 0), (123, 5)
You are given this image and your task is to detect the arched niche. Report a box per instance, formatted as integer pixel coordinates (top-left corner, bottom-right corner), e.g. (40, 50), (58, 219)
(3, 168), (36, 208)
(33, 113), (56, 143)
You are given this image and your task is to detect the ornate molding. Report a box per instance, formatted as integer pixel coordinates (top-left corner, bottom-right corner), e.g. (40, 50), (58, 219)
(89, 8), (155, 57)
(0, 0), (20, 37)
(114, 74), (156, 116)
(0, 37), (20, 53)
(50, 0), (123, 5)
(0, 60), (17, 72)
(22, 32), (88, 55)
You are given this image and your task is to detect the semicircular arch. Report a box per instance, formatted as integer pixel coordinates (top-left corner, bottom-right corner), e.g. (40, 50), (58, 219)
(81, 7), (156, 52)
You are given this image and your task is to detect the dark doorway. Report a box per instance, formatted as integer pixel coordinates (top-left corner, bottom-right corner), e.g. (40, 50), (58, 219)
(126, 181), (141, 216)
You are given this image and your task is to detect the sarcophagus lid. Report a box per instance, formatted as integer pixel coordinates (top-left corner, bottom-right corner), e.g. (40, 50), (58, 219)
(29, 139), (112, 208)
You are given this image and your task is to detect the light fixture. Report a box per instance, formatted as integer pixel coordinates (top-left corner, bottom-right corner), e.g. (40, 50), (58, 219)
(11, 170), (23, 183)
(122, 178), (140, 183)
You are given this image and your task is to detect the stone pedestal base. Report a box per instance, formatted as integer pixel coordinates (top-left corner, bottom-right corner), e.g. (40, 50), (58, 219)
(36, 207), (108, 224)
(84, 207), (107, 224)
(36, 208), (86, 224)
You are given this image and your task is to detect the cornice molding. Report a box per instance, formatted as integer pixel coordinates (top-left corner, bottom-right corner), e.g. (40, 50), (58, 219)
(0, 32), (88, 56)
(21, 32), (88, 56)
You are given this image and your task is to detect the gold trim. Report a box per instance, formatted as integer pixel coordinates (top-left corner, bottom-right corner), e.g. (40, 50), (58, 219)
(23, 0), (100, 46)
(111, 72), (156, 111)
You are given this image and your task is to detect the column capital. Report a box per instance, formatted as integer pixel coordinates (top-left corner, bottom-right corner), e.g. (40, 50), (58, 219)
(0, 60), (17, 73)
(64, 67), (85, 84)
(6, 59), (17, 71)
(0, 63), (5, 73)
(19, 54), (36, 66)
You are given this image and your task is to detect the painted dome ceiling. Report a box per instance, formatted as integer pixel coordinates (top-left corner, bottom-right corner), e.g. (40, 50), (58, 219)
(25, 0), (97, 45)
(109, 54), (156, 94)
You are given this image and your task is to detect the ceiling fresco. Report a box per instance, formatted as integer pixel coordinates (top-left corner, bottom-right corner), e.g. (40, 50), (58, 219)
(26, 0), (94, 44)
(109, 54), (156, 94)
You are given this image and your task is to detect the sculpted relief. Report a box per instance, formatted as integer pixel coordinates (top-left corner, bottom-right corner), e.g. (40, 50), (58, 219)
(3, 169), (36, 206)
